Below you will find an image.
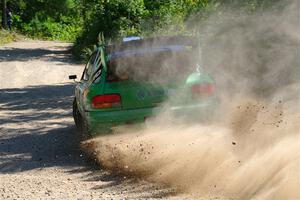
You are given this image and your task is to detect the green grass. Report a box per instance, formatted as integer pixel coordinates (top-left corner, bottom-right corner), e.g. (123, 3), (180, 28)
(0, 29), (22, 45)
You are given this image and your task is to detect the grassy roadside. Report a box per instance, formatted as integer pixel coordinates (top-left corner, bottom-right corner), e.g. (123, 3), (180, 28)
(0, 30), (23, 46)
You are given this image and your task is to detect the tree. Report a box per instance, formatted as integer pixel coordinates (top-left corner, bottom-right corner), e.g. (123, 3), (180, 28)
(2, 0), (6, 28)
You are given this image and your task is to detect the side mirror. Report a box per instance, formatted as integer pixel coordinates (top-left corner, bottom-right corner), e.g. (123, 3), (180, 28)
(69, 75), (77, 80)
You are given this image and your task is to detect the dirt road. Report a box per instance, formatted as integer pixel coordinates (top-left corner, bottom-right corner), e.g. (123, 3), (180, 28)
(0, 41), (186, 200)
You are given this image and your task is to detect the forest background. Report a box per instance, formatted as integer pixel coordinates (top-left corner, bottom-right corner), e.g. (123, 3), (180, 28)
(0, 0), (282, 58)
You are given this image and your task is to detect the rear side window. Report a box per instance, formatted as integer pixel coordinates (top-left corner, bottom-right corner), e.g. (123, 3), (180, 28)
(81, 50), (103, 83)
(82, 52), (97, 81)
(92, 62), (103, 84)
(90, 50), (103, 83)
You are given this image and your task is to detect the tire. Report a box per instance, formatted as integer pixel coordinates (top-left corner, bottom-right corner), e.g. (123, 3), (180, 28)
(72, 98), (91, 140)
(73, 98), (81, 129)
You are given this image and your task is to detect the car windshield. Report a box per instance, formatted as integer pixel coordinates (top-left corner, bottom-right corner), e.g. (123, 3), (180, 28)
(107, 45), (198, 83)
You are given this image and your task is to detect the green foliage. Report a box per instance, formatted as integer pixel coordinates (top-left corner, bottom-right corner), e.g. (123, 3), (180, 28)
(0, 29), (21, 45)
(73, 0), (146, 58)
(19, 13), (82, 41)
(73, 0), (221, 58)
(0, 30), (14, 45)
(1, 0), (284, 57)
(2, 0), (82, 41)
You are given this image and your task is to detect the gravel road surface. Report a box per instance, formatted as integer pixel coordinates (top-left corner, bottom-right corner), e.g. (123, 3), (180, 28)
(0, 41), (188, 200)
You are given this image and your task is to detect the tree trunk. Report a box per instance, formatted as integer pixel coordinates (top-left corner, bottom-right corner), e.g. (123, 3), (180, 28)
(2, 0), (6, 29)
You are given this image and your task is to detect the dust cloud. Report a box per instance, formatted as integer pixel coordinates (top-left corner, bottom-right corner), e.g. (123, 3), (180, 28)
(82, 0), (300, 199)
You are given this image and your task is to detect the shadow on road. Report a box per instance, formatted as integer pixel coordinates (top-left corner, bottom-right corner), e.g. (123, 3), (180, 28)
(0, 47), (78, 63)
(0, 84), (75, 124)
(0, 126), (83, 172)
(0, 84), (86, 172)
(0, 83), (178, 199)
(0, 83), (178, 198)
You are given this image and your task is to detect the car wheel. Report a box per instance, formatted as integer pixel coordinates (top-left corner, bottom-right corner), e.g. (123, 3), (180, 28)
(73, 98), (91, 140)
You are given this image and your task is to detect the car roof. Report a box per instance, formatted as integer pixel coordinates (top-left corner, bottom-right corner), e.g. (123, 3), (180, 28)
(109, 45), (191, 60)
(106, 36), (199, 60)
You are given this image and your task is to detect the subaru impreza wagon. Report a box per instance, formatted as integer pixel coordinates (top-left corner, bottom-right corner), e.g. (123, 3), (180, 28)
(69, 36), (218, 138)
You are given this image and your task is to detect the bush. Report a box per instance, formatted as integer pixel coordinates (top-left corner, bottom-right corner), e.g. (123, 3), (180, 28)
(0, 29), (20, 45)
(3, 0), (82, 41)
(19, 13), (82, 41)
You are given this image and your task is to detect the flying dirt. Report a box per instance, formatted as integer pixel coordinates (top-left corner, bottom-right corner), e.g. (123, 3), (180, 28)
(82, 1), (300, 200)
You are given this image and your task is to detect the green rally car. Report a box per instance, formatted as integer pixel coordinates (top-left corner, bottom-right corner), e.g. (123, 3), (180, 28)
(69, 36), (218, 138)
